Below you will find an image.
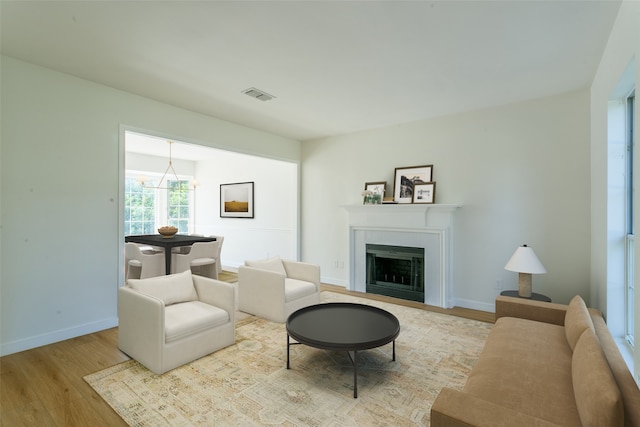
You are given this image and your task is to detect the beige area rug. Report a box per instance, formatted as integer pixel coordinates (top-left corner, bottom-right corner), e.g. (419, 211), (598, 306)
(85, 292), (492, 426)
(217, 270), (238, 284)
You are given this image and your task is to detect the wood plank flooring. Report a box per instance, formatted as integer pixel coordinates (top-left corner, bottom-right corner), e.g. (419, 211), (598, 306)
(0, 283), (493, 426)
(0, 328), (130, 427)
(322, 284), (496, 323)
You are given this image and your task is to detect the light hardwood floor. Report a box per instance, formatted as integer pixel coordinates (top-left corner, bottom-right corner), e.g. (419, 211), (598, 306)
(0, 284), (493, 426)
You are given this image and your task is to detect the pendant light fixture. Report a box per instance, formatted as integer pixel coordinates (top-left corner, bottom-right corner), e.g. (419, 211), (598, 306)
(138, 140), (197, 191)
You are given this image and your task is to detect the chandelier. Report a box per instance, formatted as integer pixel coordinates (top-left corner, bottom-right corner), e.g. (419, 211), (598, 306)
(138, 141), (197, 191)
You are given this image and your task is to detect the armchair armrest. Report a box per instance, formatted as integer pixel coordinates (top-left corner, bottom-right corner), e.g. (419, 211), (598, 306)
(431, 388), (562, 427)
(495, 296), (567, 326)
(282, 260), (320, 289)
(118, 286), (165, 362)
(238, 265), (287, 314)
(192, 275), (235, 323)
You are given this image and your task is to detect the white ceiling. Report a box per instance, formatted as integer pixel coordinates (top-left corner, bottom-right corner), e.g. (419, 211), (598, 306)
(1, 1), (621, 142)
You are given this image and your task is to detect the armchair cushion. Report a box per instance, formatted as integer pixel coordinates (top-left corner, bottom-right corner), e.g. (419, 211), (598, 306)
(245, 256), (286, 275)
(164, 301), (230, 343)
(127, 270), (197, 306)
(284, 278), (318, 302)
(565, 295), (594, 351)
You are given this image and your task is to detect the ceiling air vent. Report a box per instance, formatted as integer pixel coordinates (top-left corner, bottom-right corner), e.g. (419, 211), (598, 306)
(242, 87), (275, 102)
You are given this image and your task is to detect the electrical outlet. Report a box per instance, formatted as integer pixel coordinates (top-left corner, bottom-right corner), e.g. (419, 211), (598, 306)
(495, 279), (503, 290)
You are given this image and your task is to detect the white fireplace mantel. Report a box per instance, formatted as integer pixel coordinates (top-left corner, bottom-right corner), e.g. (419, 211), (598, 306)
(343, 203), (461, 308)
(342, 204), (461, 228)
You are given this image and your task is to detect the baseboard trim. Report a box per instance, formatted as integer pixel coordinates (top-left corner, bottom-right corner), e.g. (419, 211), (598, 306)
(320, 276), (349, 287)
(454, 298), (495, 313)
(0, 317), (118, 357)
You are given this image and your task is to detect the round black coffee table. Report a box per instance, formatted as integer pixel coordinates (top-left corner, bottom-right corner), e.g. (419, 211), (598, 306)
(286, 302), (400, 398)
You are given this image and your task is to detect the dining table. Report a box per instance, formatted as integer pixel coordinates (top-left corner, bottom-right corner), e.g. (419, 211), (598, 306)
(125, 234), (217, 275)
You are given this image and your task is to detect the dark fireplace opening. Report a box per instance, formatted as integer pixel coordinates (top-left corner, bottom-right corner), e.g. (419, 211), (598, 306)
(366, 244), (424, 303)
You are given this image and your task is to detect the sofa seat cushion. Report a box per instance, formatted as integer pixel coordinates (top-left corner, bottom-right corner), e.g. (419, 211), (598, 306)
(164, 301), (230, 343)
(463, 317), (582, 427)
(284, 278), (317, 302)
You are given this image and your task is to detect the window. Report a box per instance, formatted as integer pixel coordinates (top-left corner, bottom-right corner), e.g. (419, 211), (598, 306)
(124, 173), (194, 235)
(124, 176), (157, 235)
(626, 91), (635, 347)
(167, 179), (191, 233)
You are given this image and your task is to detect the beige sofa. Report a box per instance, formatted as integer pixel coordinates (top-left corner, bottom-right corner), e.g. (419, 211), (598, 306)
(431, 295), (640, 427)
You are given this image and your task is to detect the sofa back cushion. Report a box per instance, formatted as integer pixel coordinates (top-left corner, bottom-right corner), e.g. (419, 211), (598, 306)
(245, 256), (287, 276)
(128, 270), (198, 306)
(572, 328), (623, 427)
(565, 295), (594, 351)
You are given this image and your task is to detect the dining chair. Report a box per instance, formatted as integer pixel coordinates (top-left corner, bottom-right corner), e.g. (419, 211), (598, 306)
(124, 242), (165, 280)
(171, 240), (219, 279)
(171, 234), (204, 255)
(208, 235), (224, 274)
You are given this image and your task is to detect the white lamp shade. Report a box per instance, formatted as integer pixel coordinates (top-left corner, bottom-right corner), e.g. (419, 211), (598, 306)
(504, 245), (547, 274)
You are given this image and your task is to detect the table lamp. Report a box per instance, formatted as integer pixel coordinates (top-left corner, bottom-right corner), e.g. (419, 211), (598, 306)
(504, 244), (546, 298)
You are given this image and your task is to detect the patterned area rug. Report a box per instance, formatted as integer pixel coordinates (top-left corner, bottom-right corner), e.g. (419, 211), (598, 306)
(217, 270), (238, 283)
(85, 292), (492, 426)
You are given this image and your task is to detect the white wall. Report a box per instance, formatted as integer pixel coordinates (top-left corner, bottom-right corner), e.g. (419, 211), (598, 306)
(302, 89), (591, 312)
(0, 55), (300, 356)
(193, 151), (298, 267)
(126, 152), (196, 178)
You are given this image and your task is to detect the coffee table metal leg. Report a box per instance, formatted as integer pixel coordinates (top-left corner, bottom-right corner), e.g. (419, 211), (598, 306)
(287, 334), (290, 369)
(353, 350), (358, 398)
(392, 340), (396, 361)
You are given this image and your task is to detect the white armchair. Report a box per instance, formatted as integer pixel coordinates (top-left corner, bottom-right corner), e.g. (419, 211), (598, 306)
(238, 256), (320, 323)
(118, 270), (235, 374)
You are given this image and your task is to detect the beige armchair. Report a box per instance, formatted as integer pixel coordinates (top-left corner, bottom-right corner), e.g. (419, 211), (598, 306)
(238, 256), (320, 323)
(118, 270), (235, 374)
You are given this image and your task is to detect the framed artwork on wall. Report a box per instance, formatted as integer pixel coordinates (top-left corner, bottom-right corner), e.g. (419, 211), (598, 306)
(413, 182), (436, 204)
(393, 165), (433, 203)
(220, 181), (254, 218)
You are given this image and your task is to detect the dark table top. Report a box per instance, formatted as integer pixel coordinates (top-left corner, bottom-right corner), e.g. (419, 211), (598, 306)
(125, 234), (216, 247)
(286, 303), (400, 351)
(500, 290), (551, 302)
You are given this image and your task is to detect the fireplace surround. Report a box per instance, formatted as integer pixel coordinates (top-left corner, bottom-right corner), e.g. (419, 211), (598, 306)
(343, 204), (460, 308)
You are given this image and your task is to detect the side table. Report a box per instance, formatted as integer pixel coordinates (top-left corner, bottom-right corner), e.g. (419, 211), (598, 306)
(500, 290), (551, 302)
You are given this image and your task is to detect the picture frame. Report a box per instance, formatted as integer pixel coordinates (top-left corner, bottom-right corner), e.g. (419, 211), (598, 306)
(363, 181), (386, 204)
(393, 165), (433, 203)
(220, 181), (254, 218)
(412, 182), (436, 204)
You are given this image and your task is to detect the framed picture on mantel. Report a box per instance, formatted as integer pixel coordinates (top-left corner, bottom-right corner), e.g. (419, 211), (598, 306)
(393, 165), (433, 203)
(413, 182), (436, 204)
